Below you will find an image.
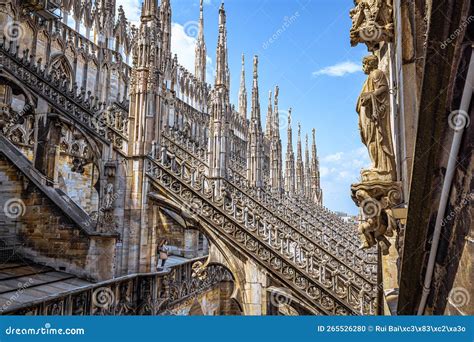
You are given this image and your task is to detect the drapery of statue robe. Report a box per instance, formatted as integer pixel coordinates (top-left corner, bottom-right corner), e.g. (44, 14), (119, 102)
(356, 69), (396, 180)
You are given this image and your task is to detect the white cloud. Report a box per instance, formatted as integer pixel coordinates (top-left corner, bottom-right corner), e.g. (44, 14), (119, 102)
(171, 22), (214, 83)
(321, 148), (370, 187)
(320, 166), (329, 177)
(116, 1), (214, 82)
(171, 22), (197, 72)
(323, 152), (343, 162)
(313, 61), (361, 77)
(320, 148), (370, 214)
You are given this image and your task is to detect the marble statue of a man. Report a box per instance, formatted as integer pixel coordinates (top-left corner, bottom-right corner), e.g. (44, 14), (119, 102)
(356, 55), (396, 181)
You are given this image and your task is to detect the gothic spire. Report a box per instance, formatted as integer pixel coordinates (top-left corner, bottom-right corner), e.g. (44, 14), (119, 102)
(286, 109), (293, 154)
(311, 128), (318, 161)
(270, 86), (283, 194)
(238, 54), (247, 121)
(141, 0), (158, 20)
(273, 86), (280, 137)
(250, 55), (261, 128)
(296, 122), (305, 196)
(311, 128), (323, 205)
(195, 0), (206, 83)
(160, 0), (172, 62)
(285, 108), (295, 196)
(297, 123), (302, 160)
(247, 55), (264, 188)
(135, 0), (161, 69)
(215, 2), (228, 88)
(129, 0), (162, 156)
(304, 133), (311, 199)
(265, 90), (273, 139)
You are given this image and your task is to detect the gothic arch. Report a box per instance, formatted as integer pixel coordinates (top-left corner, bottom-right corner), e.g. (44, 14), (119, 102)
(50, 54), (74, 86)
(188, 299), (204, 315)
(0, 74), (37, 107)
(147, 192), (248, 314)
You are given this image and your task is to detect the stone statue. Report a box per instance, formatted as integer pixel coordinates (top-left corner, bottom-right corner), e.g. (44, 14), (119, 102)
(104, 183), (115, 209)
(354, 188), (396, 254)
(351, 55), (401, 253)
(356, 55), (395, 182)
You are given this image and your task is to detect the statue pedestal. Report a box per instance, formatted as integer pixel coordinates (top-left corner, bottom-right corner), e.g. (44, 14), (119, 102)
(351, 179), (402, 255)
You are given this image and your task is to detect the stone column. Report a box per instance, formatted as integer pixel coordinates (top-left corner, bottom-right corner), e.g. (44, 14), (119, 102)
(241, 260), (268, 315)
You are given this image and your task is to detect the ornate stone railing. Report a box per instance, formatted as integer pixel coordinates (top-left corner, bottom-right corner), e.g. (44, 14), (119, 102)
(146, 156), (378, 315)
(162, 132), (375, 260)
(227, 171), (368, 257)
(222, 174), (377, 276)
(281, 193), (362, 245)
(0, 39), (129, 150)
(230, 152), (247, 175)
(3, 257), (231, 315)
(162, 132), (207, 173)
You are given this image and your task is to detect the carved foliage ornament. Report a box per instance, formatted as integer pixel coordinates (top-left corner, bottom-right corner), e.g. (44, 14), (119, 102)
(351, 181), (401, 255)
(349, 0), (394, 51)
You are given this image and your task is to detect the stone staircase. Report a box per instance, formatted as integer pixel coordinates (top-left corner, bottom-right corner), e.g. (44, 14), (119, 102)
(145, 148), (378, 315)
(162, 131), (377, 269)
(0, 135), (117, 280)
(163, 130), (372, 258)
(0, 154), (24, 263)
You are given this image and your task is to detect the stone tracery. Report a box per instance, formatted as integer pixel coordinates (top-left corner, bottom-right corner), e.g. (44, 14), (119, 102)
(0, 0), (380, 316)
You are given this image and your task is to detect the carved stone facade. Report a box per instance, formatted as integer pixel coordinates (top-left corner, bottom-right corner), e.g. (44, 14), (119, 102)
(348, 0), (474, 316)
(0, 0), (379, 316)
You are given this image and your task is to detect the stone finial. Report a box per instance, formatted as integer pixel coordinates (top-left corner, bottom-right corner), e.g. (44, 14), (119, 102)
(253, 55), (258, 80)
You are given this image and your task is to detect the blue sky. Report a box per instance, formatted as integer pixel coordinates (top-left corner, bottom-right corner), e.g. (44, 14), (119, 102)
(118, 0), (370, 215)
